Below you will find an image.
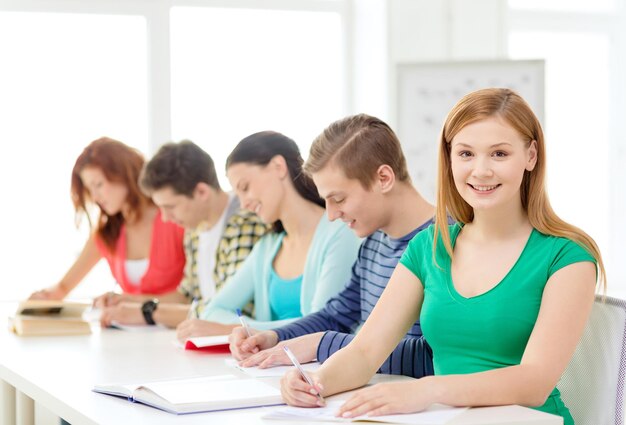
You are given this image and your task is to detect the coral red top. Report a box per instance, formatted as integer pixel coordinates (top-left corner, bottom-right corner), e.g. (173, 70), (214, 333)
(95, 210), (185, 295)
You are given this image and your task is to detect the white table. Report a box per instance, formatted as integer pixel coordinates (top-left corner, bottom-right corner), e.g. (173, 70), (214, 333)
(0, 306), (562, 425)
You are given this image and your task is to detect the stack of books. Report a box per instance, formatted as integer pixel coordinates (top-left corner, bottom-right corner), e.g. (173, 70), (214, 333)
(9, 300), (92, 336)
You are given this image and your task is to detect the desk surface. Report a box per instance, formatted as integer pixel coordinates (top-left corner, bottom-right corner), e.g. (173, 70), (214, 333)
(0, 306), (562, 425)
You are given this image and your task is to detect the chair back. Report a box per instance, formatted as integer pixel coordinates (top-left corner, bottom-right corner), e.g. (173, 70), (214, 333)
(558, 295), (626, 425)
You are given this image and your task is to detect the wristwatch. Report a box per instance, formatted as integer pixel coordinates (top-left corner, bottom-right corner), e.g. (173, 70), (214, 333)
(141, 299), (159, 325)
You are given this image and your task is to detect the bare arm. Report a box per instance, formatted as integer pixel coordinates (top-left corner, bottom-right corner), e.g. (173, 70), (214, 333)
(280, 264), (422, 405)
(152, 303), (193, 328)
(316, 264), (422, 394)
(429, 261), (595, 407)
(30, 235), (102, 300)
(99, 297), (193, 328)
(336, 261), (597, 417)
(93, 279), (189, 308)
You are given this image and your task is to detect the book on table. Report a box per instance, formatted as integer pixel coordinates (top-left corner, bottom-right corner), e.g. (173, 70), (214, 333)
(93, 374), (284, 414)
(182, 335), (230, 352)
(9, 300), (91, 336)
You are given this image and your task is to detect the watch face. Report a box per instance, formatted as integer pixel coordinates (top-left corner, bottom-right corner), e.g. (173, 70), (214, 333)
(143, 300), (158, 313)
(142, 299), (159, 325)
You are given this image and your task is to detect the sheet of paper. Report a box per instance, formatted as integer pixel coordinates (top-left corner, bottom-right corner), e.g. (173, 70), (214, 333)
(264, 400), (468, 424)
(224, 358), (321, 378)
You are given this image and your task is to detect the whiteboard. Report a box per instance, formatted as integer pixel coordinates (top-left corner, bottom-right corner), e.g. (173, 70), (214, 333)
(395, 59), (545, 203)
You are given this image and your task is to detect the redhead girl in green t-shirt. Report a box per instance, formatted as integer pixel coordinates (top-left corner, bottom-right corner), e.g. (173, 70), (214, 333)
(280, 88), (606, 425)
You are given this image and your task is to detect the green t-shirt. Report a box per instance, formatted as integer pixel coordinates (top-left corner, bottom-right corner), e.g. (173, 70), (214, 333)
(399, 224), (596, 425)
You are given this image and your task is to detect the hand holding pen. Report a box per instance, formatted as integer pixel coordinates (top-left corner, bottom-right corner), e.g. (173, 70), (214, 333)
(187, 297), (200, 320)
(236, 308), (252, 337)
(283, 346), (325, 405)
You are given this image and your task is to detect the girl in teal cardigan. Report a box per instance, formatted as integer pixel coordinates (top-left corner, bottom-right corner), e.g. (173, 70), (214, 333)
(176, 131), (360, 340)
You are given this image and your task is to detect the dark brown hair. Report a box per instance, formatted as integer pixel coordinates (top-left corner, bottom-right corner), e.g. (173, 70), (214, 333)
(226, 131), (324, 233)
(140, 140), (221, 197)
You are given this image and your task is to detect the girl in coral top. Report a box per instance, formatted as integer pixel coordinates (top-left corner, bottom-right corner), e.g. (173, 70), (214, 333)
(30, 137), (185, 301)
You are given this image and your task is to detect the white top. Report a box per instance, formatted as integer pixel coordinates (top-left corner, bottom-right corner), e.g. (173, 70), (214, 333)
(197, 193), (234, 300)
(124, 258), (149, 286)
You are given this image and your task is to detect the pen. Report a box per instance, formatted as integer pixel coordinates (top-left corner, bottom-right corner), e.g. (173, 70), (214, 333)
(283, 346), (325, 404)
(187, 297), (200, 319)
(236, 308), (252, 337)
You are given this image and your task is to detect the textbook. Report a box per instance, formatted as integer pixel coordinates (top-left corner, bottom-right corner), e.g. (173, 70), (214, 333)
(9, 300), (91, 336)
(15, 299), (90, 317)
(263, 400), (467, 424)
(93, 374), (284, 414)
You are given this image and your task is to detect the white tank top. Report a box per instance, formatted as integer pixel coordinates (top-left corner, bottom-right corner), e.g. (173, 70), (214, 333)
(125, 258), (149, 286)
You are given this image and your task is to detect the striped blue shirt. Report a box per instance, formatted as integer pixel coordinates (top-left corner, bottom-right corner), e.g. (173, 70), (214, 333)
(274, 219), (435, 378)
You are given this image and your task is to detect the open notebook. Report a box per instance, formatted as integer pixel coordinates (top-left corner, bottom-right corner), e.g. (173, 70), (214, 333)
(93, 374), (284, 414)
(263, 400), (467, 424)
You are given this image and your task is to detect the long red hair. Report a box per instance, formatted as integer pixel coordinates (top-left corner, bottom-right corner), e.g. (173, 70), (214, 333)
(71, 137), (151, 253)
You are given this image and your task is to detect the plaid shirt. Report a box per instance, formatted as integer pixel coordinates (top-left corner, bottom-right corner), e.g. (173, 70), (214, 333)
(178, 208), (268, 315)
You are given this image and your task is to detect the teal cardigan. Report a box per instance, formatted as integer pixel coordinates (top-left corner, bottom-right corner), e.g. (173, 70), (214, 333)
(201, 214), (360, 330)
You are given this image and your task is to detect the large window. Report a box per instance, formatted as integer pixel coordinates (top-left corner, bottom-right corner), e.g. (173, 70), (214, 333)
(0, 11), (148, 300)
(0, 1), (349, 301)
(170, 7), (345, 188)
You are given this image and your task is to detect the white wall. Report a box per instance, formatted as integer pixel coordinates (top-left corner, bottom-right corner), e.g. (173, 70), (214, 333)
(355, 0), (625, 295)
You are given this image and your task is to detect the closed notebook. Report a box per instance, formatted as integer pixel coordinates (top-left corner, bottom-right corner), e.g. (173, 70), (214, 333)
(93, 374), (284, 414)
(10, 300), (91, 336)
(184, 335), (230, 353)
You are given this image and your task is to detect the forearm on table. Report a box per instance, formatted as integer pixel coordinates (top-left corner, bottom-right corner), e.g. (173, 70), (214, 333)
(153, 304), (191, 328)
(316, 341), (380, 397)
(124, 291), (188, 304)
(423, 364), (555, 408)
(155, 291), (189, 303)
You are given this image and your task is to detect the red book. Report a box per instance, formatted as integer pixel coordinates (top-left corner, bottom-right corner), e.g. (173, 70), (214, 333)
(183, 335), (231, 353)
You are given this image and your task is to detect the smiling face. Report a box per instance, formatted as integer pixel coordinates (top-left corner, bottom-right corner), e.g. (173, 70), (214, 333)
(226, 160), (286, 224)
(312, 164), (385, 238)
(450, 116), (537, 214)
(79, 166), (129, 216)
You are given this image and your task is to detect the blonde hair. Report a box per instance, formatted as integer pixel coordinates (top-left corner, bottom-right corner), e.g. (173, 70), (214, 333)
(434, 88), (606, 291)
(304, 114), (410, 188)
